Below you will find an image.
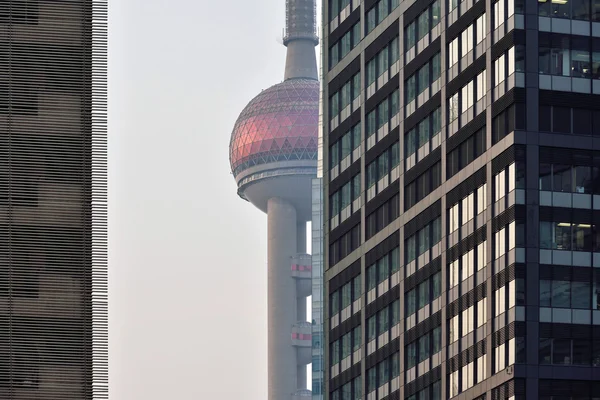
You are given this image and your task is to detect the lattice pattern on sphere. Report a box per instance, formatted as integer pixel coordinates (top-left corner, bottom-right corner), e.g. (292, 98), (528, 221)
(229, 78), (319, 177)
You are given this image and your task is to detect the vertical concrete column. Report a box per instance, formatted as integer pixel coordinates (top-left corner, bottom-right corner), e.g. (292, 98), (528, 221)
(284, 40), (318, 80)
(267, 197), (298, 400)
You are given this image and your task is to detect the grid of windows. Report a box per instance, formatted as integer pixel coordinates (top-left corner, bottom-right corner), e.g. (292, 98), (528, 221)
(405, 108), (442, 170)
(539, 162), (600, 194)
(329, 0), (351, 20)
(492, 103), (527, 143)
(405, 326), (441, 369)
(447, 127), (486, 178)
(448, 298), (487, 343)
(366, 37), (399, 97)
(366, 353), (400, 395)
(330, 325), (361, 366)
(404, 162), (442, 210)
(366, 300), (400, 342)
(329, 173), (361, 229)
(331, 375), (362, 400)
(366, 142), (400, 200)
(448, 242), (487, 288)
(539, 337), (599, 366)
(405, 1), (441, 62)
(330, 123), (361, 176)
(406, 272), (441, 317)
(406, 380), (441, 400)
(330, 274), (362, 317)
(405, 217), (441, 264)
(539, 34), (600, 79)
(329, 72), (361, 122)
(329, 223), (361, 266)
(330, 22), (361, 69)
(539, 105), (600, 135)
(448, 184), (486, 235)
(540, 278), (600, 310)
(539, 221), (598, 251)
(366, 89), (400, 148)
(448, 69), (487, 135)
(538, 0), (600, 21)
(449, 354), (488, 397)
(365, 194), (400, 239)
(367, 247), (400, 293)
(323, 0), (600, 398)
(405, 53), (441, 116)
(366, 0), (400, 34)
(448, 13), (486, 80)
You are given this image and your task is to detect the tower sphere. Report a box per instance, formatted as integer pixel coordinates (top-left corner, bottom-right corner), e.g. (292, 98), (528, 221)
(229, 78), (319, 220)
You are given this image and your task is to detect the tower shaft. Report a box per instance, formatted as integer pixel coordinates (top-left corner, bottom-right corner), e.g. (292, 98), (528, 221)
(267, 198), (311, 400)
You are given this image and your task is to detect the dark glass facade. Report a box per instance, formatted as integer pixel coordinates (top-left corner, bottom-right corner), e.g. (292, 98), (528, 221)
(323, 0), (600, 399)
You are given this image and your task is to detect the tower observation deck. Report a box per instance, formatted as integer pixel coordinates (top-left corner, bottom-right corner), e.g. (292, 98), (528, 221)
(228, 0), (319, 399)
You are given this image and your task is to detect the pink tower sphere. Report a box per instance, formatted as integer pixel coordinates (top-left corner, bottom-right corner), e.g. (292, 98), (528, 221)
(229, 78), (319, 177)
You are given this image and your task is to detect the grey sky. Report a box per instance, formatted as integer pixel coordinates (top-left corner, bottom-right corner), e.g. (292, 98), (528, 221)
(109, 0), (319, 398)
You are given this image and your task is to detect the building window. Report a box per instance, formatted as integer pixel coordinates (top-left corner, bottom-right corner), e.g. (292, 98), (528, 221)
(330, 325), (362, 367)
(330, 122), (361, 171)
(366, 37), (399, 89)
(329, 223), (361, 266)
(539, 338), (595, 366)
(406, 380), (441, 400)
(405, 326), (441, 369)
(329, 22), (361, 69)
(365, 194), (400, 239)
(366, 300), (400, 342)
(367, 247), (399, 292)
(405, 53), (441, 115)
(329, 72), (361, 121)
(539, 221), (594, 252)
(404, 162), (442, 210)
(330, 274), (362, 317)
(404, 1), (441, 62)
(406, 272), (441, 317)
(366, 90), (400, 143)
(539, 33), (600, 79)
(448, 242), (486, 288)
(540, 279), (593, 309)
(366, 353), (399, 394)
(330, 173), (361, 227)
(446, 127), (486, 178)
(405, 217), (441, 264)
(366, 0), (400, 33)
(538, 0), (599, 21)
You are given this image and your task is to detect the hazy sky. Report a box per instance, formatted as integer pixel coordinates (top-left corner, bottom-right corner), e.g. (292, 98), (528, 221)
(109, 0), (320, 398)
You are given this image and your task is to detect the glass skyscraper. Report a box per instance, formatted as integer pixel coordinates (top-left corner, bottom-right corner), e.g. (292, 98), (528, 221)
(322, 0), (600, 399)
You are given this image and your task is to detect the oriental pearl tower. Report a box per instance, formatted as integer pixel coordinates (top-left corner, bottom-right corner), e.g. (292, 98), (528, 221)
(228, 0), (319, 399)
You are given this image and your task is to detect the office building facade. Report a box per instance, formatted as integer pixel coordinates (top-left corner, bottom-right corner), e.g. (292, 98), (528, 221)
(0, 1), (107, 399)
(322, 0), (600, 399)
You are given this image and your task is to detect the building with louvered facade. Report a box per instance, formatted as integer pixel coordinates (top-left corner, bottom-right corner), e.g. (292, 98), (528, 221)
(0, 1), (107, 399)
(322, 0), (600, 399)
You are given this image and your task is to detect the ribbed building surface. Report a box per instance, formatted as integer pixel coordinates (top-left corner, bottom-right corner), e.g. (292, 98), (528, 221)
(0, 1), (107, 399)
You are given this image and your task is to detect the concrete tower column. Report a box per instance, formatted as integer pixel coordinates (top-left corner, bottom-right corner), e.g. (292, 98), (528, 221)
(267, 197), (298, 400)
(284, 39), (318, 80)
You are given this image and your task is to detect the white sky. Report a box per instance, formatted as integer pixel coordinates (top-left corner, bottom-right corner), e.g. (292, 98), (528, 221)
(109, 0), (320, 398)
